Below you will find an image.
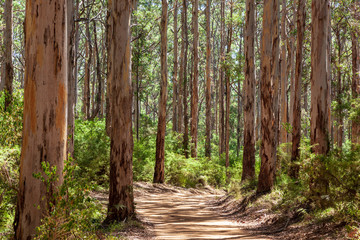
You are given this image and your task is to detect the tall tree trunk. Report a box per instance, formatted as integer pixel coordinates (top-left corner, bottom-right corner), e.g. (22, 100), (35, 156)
(309, 0), (330, 203)
(351, 7), (360, 144)
(225, 0), (233, 173)
(219, 0), (226, 155)
(280, 0), (288, 144)
(288, 2), (296, 143)
(67, 0), (76, 158)
(290, 0), (305, 179)
(83, 15), (92, 120)
(154, 0), (168, 183)
(335, 30), (344, 148)
(257, 0), (279, 194)
(4, 0), (14, 111)
(237, 28), (243, 158)
(310, 0), (330, 155)
(74, 0), (80, 110)
(242, 0), (256, 181)
(190, 0), (199, 158)
(182, 0), (189, 158)
(14, 1), (68, 238)
(173, 0), (179, 132)
(105, 0), (135, 223)
(178, 0), (186, 134)
(92, 20), (103, 119)
(205, 0), (212, 158)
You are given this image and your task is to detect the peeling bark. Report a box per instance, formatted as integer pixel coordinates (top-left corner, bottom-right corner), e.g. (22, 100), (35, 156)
(4, 0), (14, 111)
(205, 0), (211, 158)
(154, 0), (168, 183)
(15, 1), (68, 238)
(242, 0), (256, 181)
(190, 0), (199, 158)
(172, 0), (179, 132)
(105, 0), (135, 223)
(351, 5), (360, 144)
(290, 0), (306, 179)
(257, 0), (279, 194)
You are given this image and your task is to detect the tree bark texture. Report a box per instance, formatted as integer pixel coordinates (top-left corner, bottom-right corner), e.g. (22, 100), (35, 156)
(257, 0), (279, 194)
(242, 0), (256, 181)
(205, 0), (212, 158)
(15, 1), (68, 238)
(105, 0), (135, 222)
(225, 1), (233, 173)
(219, 0), (226, 155)
(4, 0), (14, 111)
(172, 0), (179, 132)
(177, 0), (186, 134)
(280, 0), (288, 144)
(310, 0), (330, 155)
(83, 7), (92, 119)
(67, 0), (76, 158)
(290, 0), (305, 179)
(351, 5), (360, 144)
(190, 0), (199, 158)
(182, 0), (189, 158)
(154, 0), (168, 183)
(92, 20), (103, 119)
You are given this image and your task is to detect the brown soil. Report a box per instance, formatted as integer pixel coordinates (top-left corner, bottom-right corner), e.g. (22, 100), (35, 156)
(210, 194), (348, 240)
(133, 182), (270, 240)
(94, 182), (349, 239)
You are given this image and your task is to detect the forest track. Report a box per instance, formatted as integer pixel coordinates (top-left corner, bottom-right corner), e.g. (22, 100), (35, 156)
(133, 182), (270, 240)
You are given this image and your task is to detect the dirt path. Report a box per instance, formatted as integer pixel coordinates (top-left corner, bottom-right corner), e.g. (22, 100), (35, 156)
(134, 182), (270, 240)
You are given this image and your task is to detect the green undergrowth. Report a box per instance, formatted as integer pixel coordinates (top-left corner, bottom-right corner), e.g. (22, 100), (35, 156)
(227, 138), (360, 239)
(0, 89), (23, 237)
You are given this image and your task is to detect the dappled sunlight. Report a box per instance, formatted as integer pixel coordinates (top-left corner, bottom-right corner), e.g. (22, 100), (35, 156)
(135, 184), (270, 240)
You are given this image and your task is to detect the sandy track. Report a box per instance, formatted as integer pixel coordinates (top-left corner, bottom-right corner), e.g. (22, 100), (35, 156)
(134, 182), (270, 240)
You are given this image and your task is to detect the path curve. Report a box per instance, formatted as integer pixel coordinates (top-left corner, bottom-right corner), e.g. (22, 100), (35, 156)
(134, 182), (270, 240)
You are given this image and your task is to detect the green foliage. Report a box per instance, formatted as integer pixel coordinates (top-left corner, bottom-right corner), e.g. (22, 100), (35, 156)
(34, 159), (103, 240)
(74, 118), (110, 187)
(165, 152), (227, 188)
(0, 146), (20, 236)
(350, 98), (360, 123)
(0, 89), (24, 147)
(276, 140), (360, 225)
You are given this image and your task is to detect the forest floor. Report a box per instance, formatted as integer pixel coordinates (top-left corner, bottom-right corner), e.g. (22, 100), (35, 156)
(94, 182), (347, 240)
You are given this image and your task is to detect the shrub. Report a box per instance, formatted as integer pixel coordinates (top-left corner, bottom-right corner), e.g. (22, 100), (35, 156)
(0, 147), (20, 235)
(0, 89), (24, 147)
(34, 159), (103, 240)
(74, 119), (110, 186)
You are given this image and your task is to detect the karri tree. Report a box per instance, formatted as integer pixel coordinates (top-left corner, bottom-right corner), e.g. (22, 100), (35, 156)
(257, 0), (279, 194)
(242, 0), (256, 181)
(191, 0), (199, 158)
(14, 0), (68, 238)
(4, 0), (14, 111)
(105, 0), (135, 222)
(154, 0), (168, 183)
